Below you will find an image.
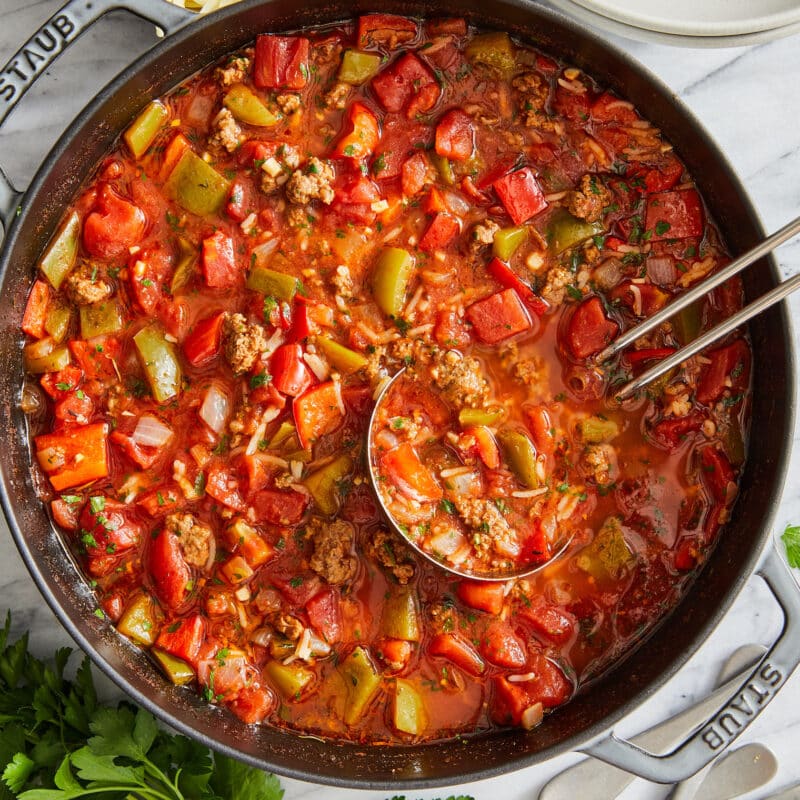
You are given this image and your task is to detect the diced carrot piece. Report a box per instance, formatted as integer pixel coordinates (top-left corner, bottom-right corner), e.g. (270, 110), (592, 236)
(465, 426), (500, 469)
(380, 442), (442, 503)
(220, 555), (254, 586)
(22, 280), (50, 339)
(156, 132), (191, 181)
(35, 422), (109, 491)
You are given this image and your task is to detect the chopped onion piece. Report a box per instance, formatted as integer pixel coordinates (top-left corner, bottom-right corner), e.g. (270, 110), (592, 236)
(199, 384), (229, 435)
(521, 702), (544, 730)
(132, 414), (173, 447)
(251, 237), (279, 268)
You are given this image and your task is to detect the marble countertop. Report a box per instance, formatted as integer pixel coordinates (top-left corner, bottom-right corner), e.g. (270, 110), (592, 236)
(0, 2), (799, 798)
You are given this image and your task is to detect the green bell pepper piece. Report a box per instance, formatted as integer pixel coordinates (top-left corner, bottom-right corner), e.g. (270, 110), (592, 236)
(498, 429), (539, 488)
(44, 304), (71, 343)
(372, 247), (415, 317)
(117, 594), (158, 647)
(576, 516), (634, 582)
(393, 679), (427, 736)
(133, 325), (182, 403)
(152, 648), (195, 686)
(547, 209), (604, 255)
(381, 588), (421, 642)
(431, 153), (455, 186)
(170, 237), (198, 295)
(718, 412), (746, 466)
(268, 637), (295, 660)
(493, 225), (528, 261)
(79, 300), (123, 339)
(339, 49), (383, 84)
(165, 149), (230, 217)
(459, 406), (506, 428)
(39, 211), (80, 290)
(465, 32), (516, 80)
(246, 266), (300, 300)
(304, 455), (353, 515)
(673, 300), (703, 345)
(268, 421), (297, 450)
(224, 84), (281, 127)
(317, 337), (369, 375)
(24, 343), (70, 374)
(339, 646), (382, 725)
(265, 660), (314, 699)
(124, 100), (169, 159)
(285, 448), (312, 462)
(577, 415), (619, 443)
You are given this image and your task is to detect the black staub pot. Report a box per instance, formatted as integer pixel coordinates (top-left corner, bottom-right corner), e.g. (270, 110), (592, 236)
(0, 0), (797, 789)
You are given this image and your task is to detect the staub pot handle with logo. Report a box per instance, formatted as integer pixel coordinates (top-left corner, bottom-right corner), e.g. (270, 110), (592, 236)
(0, 0), (193, 229)
(582, 546), (800, 783)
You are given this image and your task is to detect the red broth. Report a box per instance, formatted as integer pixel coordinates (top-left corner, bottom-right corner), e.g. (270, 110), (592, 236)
(20, 15), (749, 742)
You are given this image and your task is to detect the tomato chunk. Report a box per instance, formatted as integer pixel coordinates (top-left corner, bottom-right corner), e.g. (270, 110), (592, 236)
(457, 580), (505, 615)
(487, 257), (548, 316)
(251, 488), (309, 525)
(493, 167), (547, 225)
(700, 446), (736, 503)
(306, 587), (343, 643)
(401, 152), (430, 196)
(229, 685), (274, 724)
(564, 296), (619, 359)
(371, 53), (440, 119)
(519, 597), (575, 644)
(481, 620), (527, 668)
(649, 412), (705, 452)
(419, 212), (460, 252)
(155, 613), (205, 664)
(429, 633), (485, 676)
(380, 442), (442, 502)
(466, 288), (531, 344)
(83, 186), (146, 260)
(293, 380), (345, 448)
(645, 189), (704, 241)
(253, 34), (310, 90)
(435, 109), (474, 161)
(334, 101), (380, 160)
(201, 231), (239, 289)
(183, 311), (225, 367)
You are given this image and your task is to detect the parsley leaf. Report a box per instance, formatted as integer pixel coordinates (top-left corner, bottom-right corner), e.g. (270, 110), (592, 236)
(782, 524), (800, 568)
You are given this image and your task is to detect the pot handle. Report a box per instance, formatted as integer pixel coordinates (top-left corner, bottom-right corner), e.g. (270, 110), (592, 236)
(581, 545), (800, 783)
(0, 0), (195, 228)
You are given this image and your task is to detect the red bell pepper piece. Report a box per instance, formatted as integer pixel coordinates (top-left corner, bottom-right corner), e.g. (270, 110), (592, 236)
(149, 529), (193, 610)
(35, 422), (109, 491)
(201, 231), (239, 289)
(645, 189), (704, 241)
(625, 346), (677, 369)
(456, 579), (505, 615)
(40, 365), (83, 400)
(649, 411), (705, 452)
(634, 153), (684, 193)
(293, 380), (346, 449)
(466, 288), (532, 344)
(83, 184), (146, 259)
(287, 297), (311, 342)
(477, 155), (518, 190)
(22, 279), (50, 339)
(419, 212), (460, 252)
(564, 296), (619, 359)
(487, 257), (548, 316)
(205, 463), (246, 511)
(480, 620), (527, 668)
(271, 343), (313, 397)
(371, 53), (441, 118)
(493, 167), (548, 225)
(696, 339), (750, 405)
(225, 179), (252, 222)
(358, 14), (417, 48)
(433, 308), (471, 348)
(700, 446), (736, 503)
(464, 426), (500, 469)
(611, 280), (670, 316)
(401, 152), (430, 197)
(253, 34), (310, 90)
(110, 431), (160, 469)
(429, 633), (486, 676)
(136, 484), (181, 517)
(435, 108), (474, 161)
(491, 653), (572, 725)
(183, 311), (225, 367)
(306, 587), (343, 643)
(334, 101), (380, 160)
(380, 442), (443, 503)
(68, 338), (119, 383)
(155, 613), (206, 664)
(525, 405), (556, 456)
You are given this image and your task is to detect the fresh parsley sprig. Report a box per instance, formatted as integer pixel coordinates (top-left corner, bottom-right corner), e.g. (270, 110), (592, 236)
(781, 524), (800, 568)
(0, 613), (283, 800)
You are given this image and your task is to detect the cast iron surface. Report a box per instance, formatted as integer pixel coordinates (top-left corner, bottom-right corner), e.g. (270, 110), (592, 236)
(0, 0), (793, 788)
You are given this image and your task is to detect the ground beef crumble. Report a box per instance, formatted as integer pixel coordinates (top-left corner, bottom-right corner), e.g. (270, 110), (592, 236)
(363, 528), (415, 584)
(166, 512), (213, 568)
(64, 262), (113, 305)
(308, 517), (357, 584)
(285, 158), (335, 205)
(223, 313), (267, 375)
(428, 350), (491, 409)
(567, 174), (611, 223)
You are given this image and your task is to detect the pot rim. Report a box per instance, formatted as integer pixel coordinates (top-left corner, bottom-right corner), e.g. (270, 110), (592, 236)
(0, 0), (795, 788)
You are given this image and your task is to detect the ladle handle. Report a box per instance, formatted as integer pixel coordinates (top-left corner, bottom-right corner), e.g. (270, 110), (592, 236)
(581, 545), (800, 783)
(0, 0), (194, 229)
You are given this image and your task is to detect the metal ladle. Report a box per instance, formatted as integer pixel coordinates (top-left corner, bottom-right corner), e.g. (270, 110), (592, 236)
(366, 368), (574, 582)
